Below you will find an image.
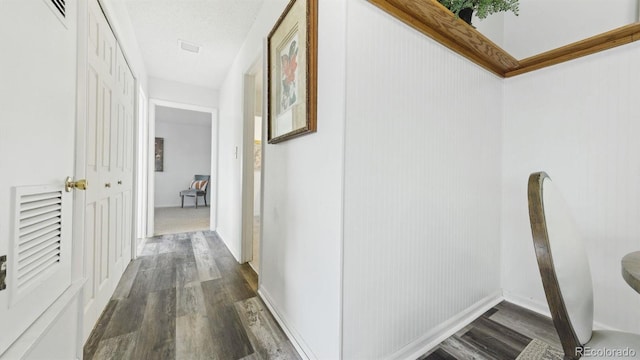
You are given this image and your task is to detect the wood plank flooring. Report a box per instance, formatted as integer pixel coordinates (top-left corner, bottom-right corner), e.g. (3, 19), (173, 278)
(86, 230), (562, 360)
(84, 231), (300, 360)
(419, 301), (562, 360)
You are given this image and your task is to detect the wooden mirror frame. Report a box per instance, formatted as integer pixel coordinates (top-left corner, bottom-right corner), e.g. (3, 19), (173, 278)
(528, 172), (583, 359)
(369, 0), (640, 78)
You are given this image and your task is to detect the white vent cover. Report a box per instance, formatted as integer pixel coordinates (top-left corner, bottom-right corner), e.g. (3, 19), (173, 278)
(10, 184), (71, 305)
(42, 0), (67, 27)
(178, 39), (201, 54)
(50, 0), (65, 17)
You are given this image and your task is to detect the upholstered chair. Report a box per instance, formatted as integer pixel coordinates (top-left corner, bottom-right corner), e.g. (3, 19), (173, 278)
(179, 175), (210, 208)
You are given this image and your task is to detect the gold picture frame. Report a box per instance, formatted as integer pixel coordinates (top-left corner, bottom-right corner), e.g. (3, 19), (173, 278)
(267, 0), (317, 144)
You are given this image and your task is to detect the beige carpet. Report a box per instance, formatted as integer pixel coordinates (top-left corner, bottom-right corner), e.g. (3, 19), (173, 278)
(154, 206), (210, 235)
(516, 339), (563, 360)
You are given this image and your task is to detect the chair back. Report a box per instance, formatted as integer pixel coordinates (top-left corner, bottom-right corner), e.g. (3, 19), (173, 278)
(527, 172), (593, 358)
(192, 175), (210, 192)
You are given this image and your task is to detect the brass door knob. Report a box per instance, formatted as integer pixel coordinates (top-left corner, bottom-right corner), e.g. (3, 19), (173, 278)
(117, 180), (122, 185)
(105, 183), (111, 188)
(65, 177), (88, 192)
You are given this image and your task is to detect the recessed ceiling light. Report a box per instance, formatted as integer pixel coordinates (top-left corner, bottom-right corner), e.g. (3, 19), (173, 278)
(178, 39), (201, 54)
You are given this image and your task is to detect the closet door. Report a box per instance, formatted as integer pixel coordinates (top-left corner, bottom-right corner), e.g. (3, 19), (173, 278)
(0, 0), (78, 354)
(113, 44), (135, 280)
(83, 0), (134, 340)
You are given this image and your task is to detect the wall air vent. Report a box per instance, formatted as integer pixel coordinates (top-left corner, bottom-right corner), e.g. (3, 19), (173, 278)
(15, 190), (63, 291)
(50, 0), (65, 18)
(10, 183), (72, 306)
(42, 0), (67, 28)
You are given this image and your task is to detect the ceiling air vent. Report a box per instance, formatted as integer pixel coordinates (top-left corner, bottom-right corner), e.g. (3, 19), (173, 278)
(50, 0), (65, 18)
(178, 39), (201, 54)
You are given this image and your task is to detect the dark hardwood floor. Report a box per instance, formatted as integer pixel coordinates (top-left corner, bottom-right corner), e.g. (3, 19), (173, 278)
(84, 231), (300, 360)
(419, 301), (562, 360)
(84, 230), (562, 360)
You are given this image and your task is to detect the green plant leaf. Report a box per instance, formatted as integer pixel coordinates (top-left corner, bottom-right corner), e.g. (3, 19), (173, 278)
(438, 0), (519, 19)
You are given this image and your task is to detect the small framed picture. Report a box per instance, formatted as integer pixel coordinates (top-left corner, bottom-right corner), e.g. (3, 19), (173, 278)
(267, 0), (318, 144)
(155, 137), (164, 172)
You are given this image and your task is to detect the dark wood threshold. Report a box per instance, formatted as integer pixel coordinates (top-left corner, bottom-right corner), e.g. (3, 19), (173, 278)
(368, 0), (640, 78)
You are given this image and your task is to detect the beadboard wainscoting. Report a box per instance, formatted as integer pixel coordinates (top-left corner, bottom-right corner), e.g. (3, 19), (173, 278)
(502, 41), (640, 336)
(341, 1), (504, 358)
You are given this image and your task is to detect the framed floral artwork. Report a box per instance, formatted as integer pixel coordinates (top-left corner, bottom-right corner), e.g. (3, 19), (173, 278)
(267, 0), (317, 144)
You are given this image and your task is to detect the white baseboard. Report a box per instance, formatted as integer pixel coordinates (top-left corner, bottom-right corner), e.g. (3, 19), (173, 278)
(258, 288), (315, 360)
(153, 205), (182, 209)
(213, 231), (241, 262)
(503, 291), (551, 318)
(387, 290), (504, 360)
(503, 290), (617, 331)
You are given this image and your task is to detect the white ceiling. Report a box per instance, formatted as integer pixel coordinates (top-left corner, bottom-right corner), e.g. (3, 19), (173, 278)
(156, 105), (212, 126)
(123, 0), (264, 89)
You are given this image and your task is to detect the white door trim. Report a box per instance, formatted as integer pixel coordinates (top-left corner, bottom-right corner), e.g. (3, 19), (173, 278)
(74, 0), (89, 283)
(240, 73), (256, 264)
(146, 99), (219, 240)
(240, 54), (265, 273)
(73, 0), (89, 353)
(134, 87), (148, 257)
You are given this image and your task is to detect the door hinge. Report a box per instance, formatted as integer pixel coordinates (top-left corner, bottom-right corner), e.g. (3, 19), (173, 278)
(0, 255), (6, 291)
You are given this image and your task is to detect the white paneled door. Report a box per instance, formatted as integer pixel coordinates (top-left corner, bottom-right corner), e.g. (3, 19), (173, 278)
(0, 0), (78, 354)
(83, 0), (135, 340)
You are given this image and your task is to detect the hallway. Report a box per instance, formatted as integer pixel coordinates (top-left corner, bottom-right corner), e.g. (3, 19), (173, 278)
(84, 231), (300, 360)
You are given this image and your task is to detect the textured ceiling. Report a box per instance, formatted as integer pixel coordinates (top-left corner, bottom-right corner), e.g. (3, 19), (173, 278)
(123, 0), (264, 89)
(156, 106), (212, 126)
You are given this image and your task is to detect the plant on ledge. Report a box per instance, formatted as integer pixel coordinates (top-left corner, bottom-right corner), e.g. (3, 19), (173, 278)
(438, 0), (519, 25)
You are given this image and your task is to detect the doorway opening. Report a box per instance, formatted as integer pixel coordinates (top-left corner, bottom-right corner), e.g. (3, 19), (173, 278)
(143, 100), (218, 247)
(153, 106), (212, 235)
(242, 57), (264, 274)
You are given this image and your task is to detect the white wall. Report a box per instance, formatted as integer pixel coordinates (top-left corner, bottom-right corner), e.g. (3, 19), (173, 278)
(472, 0), (637, 60)
(216, 2), (278, 260)
(154, 107), (212, 207)
(342, 2), (504, 359)
(261, 0), (346, 357)
(217, 0), (345, 358)
(474, 12), (505, 49)
(502, 0), (637, 59)
(149, 77), (219, 108)
(502, 42), (640, 333)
